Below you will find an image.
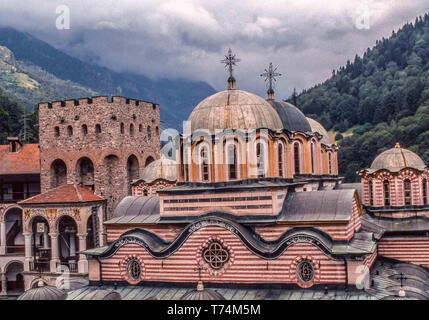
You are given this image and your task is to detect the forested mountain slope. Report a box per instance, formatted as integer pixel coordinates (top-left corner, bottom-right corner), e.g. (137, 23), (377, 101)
(292, 14), (429, 182)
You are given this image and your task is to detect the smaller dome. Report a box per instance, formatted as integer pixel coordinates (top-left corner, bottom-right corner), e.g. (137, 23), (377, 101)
(267, 100), (311, 132)
(307, 117), (332, 145)
(370, 143), (426, 172)
(138, 158), (177, 184)
(18, 281), (67, 300)
(181, 281), (225, 300)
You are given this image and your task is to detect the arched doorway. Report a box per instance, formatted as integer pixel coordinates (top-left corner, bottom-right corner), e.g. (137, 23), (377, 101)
(127, 155), (140, 195)
(5, 261), (24, 294)
(58, 216), (78, 273)
(31, 216), (51, 272)
(50, 159), (67, 188)
(76, 157), (94, 191)
(4, 207), (24, 254)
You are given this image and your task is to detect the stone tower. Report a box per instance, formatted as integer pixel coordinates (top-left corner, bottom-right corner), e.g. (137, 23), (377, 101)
(38, 96), (160, 218)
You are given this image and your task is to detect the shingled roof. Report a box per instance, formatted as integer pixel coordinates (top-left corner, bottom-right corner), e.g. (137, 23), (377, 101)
(19, 184), (104, 205)
(0, 143), (40, 175)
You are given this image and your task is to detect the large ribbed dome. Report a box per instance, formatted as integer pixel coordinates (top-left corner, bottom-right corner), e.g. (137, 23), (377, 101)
(370, 144), (426, 172)
(188, 89), (283, 132)
(268, 100), (311, 132)
(307, 117), (332, 146)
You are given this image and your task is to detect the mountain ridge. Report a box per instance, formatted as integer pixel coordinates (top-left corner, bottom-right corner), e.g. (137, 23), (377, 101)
(0, 27), (216, 129)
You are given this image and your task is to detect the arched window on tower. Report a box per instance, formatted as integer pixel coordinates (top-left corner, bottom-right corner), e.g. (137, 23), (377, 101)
(310, 142), (315, 174)
(256, 142), (265, 178)
(67, 125), (73, 136)
(54, 126), (60, 137)
(278, 143), (284, 177)
(95, 124), (101, 134)
(130, 123), (134, 136)
(201, 148), (209, 181)
(328, 152), (332, 175)
(423, 178), (428, 205)
(228, 144), (237, 180)
(404, 179), (412, 205)
(81, 124), (88, 136)
(120, 123), (124, 134)
(383, 180), (390, 206)
(369, 180), (374, 206)
(294, 143), (300, 175)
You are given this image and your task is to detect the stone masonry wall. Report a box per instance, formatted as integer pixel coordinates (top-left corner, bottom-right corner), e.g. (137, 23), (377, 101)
(38, 96), (161, 218)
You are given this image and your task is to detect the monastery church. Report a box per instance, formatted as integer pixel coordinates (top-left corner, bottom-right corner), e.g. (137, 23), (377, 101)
(0, 50), (428, 300)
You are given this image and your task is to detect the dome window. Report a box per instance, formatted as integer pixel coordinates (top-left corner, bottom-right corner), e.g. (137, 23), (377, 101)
(383, 180), (390, 206)
(294, 143), (301, 175)
(311, 142), (315, 174)
(227, 144), (237, 180)
(423, 179), (428, 205)
(369, 180), (374, 206)
(278, 143), (284, 177)
(200, 148), (209, 181)
(404, 179), (412, 206)
(328, 152), (332, 175)
(256, 142), (266, 178)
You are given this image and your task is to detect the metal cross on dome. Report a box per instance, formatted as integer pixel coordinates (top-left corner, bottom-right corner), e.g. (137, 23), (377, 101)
(221, 48), (240, 78)
(260, 62), (282, 92)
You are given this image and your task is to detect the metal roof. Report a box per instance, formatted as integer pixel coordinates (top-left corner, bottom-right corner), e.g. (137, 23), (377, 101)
(267, 100), (311, 132)
(106, 196), (160, 225)
(368, 145), (426, 173)
(187, 89), (283, 133)
(279, 189), (357, 223)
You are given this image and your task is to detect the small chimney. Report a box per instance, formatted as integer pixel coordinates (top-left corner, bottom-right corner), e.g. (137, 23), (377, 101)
(7, 137), (22, 153)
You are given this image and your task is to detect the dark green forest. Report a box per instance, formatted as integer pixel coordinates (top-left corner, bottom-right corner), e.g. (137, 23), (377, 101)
(292, 13), (429, 182)
(0, 91), (38, 144)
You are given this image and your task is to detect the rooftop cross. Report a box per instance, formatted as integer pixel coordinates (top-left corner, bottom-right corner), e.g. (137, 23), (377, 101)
(260, 62), (282, 97)
(221, 48), (240, 79)
(396, 272), (407, 287)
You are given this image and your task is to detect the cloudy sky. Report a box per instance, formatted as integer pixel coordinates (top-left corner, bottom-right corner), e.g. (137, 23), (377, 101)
(0, 0), (428, 99)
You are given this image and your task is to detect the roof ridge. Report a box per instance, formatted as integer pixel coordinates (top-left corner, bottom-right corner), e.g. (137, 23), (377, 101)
(74, 184), (83, 201)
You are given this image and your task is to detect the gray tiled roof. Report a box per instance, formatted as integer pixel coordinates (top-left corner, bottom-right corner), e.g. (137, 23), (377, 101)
(278, 189), (357, 223)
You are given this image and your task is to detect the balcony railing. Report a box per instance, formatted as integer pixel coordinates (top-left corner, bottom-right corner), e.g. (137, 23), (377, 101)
(5, 245), (25, 255)
(57, 261), (78, 273)
(29, 260), (51, 273)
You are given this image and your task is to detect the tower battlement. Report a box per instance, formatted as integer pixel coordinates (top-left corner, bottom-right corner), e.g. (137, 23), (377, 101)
(39, 96), (158, 110)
